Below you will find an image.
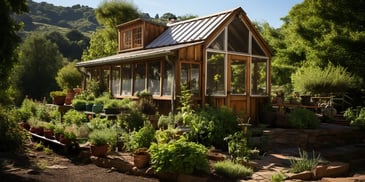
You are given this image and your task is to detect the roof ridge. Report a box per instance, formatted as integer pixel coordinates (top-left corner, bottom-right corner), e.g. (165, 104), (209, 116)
(167, 7), (241, 27)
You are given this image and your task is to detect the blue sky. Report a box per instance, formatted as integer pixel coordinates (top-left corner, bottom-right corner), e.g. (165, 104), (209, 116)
(33, 0), (303, 28)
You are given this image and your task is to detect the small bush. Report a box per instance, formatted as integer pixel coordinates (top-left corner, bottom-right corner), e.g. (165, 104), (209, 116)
(56, 62), (82, 90)
(149, 138), (209, 174)
(344, 107), (365, 129)
(0, 106), (27, 152)
(63, 109), (88, 126)
(88, 128), (117, 147)
(224, 131), (251, 162)
(287, 108), (320, 129)
(214, 160), (253, 179)
(271, 172), (286, 182)
(121, 110), (145, 131)
(123, 124), (155, 152)
(290, 149), (321, 173)
(89, 117), (114, 130)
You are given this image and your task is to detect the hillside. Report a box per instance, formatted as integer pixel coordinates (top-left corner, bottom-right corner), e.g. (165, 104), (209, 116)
(17, 0), (100, 37)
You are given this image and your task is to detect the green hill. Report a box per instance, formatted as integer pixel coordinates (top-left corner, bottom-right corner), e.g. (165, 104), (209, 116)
(17, 0), (100, 37)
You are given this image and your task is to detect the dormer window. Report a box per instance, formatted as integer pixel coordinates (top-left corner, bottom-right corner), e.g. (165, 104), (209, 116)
(122, 26), (142, 50)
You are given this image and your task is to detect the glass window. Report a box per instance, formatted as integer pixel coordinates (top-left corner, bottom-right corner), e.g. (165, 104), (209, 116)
(206, 52), (225, 95)
(163, 61), (173, 96)
(230, 59), (246, 95)
(148, 61), (161, 95)
(208, 31), (225, 50)
(121, 64), (132, 96)
(251, 57), (268, 95)
(252, 37), (266, 56)
(111, 66), (121, 96)
(228, 18), (249, 53)
(101, 69), (109, 94)
(181, 63), (200, 96)
(123, 30), (132, 49)
(133, 26), (142, 47)
(133, 63), (146, 95)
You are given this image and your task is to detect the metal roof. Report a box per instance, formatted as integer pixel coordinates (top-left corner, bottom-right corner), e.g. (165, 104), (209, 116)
(146, 8), (237, 48)
(76, 42), (203, 67)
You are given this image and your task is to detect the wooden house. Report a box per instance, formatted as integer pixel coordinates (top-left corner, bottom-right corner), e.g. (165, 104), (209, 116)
(76, 7), (273, 123)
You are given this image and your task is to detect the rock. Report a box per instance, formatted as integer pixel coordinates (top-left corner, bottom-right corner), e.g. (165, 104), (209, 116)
(313, 162), (349, 179)
(26, 169), (40, 175)
(288, 170), (313, 180)
(46, 165), (68, 169)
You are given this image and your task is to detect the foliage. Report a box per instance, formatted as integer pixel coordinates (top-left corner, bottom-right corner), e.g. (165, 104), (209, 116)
(72, 99), (87, 111)
(89, 117), (115, 130)
(63, 109), (88, 126)
(289, 149), (321, 173)
(123, 124), (155, 152)
(154, 128), (178, 144)
(121, 110), (146, 131)
(82, 0), (139, 60)
(291, 63), (356, 95)
(157, 113), (175, 129)
(344, 107), (365, 129)
(214, 160), (253, 179)
(136, 91), (156, 115)
(50, 91), (66, 98)
(149, 138), (209, 174)
(271, 172), (286, 182)
(224, 131), (251, 162)
(56, 62), (83, 90)
(18, 97), (38, 121)
(287, 108), (320, 129)
(0, 106), (27, 152)
(88, 128), (117, 146)
(11, 33), (63, 102)
(0, 0), (28, 92)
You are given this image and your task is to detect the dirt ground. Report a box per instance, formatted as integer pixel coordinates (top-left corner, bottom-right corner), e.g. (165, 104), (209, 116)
(0, 140), (159, 182)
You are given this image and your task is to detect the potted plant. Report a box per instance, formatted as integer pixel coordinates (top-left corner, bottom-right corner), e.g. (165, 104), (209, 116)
(59, 131), (76, 145)
(72, 98), (87, 111)
(88, 128), (117, 157)
(92, 96), (106, 113)
(28, 117), (44, 135)
(50, 91), (66, 105)
(43, 122), (55, 139)
(133, 147), (150, 169)
(55, 63), (83, 105)
(103, 99), (122, 114)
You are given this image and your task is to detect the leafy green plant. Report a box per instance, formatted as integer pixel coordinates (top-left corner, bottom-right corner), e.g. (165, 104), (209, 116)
(44, 146), (53, 155)
(287, 108), (320, 129)
(289, 149), (321, 173)
(72, 99), (87, 111)
(88, 128), (117, 147)
(149, 138), (209, 174)
(224, 131), (250, 162)
(50, 90), (67, 98)
(214, 160), (253, 179)
(18, 97), (38, 121)
(157, 113), (175, 129)
(63, 109), (88, 126)
(34, 142), (44, 151)
(123, 124), (155, 152)
(89, 117), (114, 130)
(121, 110), (146, 131)
(344, 107), (365, 129)
(154, 128), (178, 144)
(271, 172), (286, 182)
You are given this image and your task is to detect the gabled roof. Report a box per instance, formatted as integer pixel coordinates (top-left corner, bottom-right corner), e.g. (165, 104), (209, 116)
(146, 8), (236, 49)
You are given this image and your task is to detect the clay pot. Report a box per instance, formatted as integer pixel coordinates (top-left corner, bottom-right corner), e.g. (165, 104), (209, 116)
(90, 144), (109, 157)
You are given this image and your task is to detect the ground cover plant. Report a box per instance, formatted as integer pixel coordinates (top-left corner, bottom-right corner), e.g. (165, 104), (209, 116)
(289, 149), (321, 173)
(213, 160), (253, 179)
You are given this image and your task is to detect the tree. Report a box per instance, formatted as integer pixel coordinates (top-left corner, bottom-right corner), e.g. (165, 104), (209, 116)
(82, 0), (140, 60)
(273, 0), (365, 87)
(11, 33), (63, 103)
(0, 0), (28, 98)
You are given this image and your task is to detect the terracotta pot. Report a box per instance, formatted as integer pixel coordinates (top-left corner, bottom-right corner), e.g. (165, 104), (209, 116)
(30, 127), (44, 136)
(65, 90), (75, 105)
(134, 153), (150, 169)
(53, 96), (66, 105)
(43, 129), (54, 139)
(59, 134), (70, 145)
(19, 122), (30, 130)
(90, 144), (109, 157)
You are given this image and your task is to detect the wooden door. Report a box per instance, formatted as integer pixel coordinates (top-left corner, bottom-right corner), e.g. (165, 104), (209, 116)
(227, 55), (250, 117)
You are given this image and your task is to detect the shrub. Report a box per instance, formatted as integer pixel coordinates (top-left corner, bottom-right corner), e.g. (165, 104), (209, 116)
(89, 117), (115, 130)
(344, 107), (365, 129)
(63, 109), (88, 126)
(121, 110), (145, 131)
(72, 99), (87, 111)
(289, 149), (321, 173)
(18, 97), (38, 121)
(88, 128), (117, 147)
(149, 138), (209, 174)
(123, 124), (155, 152)
(56, 62), (83, 90)
(0, 106), (27, 152)
(214, 160), (253, 179)
(271, 172), (286, 182)
(287, 108), (320, 129)
(291, 63), (356, 95)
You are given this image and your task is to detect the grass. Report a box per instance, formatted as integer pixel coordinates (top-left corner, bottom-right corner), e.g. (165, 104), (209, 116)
(44, 147), (53, 155)
(289, 149), (321, 173)
(214, 160), (253, 179)
(271, 172), (286, 182)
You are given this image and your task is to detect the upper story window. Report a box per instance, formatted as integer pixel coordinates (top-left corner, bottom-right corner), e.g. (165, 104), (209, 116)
(121, 26), (142, 50)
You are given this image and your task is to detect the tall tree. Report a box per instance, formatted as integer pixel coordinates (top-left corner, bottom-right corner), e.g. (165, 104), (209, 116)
(12, 33), (63, 103)
(0, 0), (28, 95)
(273, 0), (365, 86)
(82, 0), (139, 60)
